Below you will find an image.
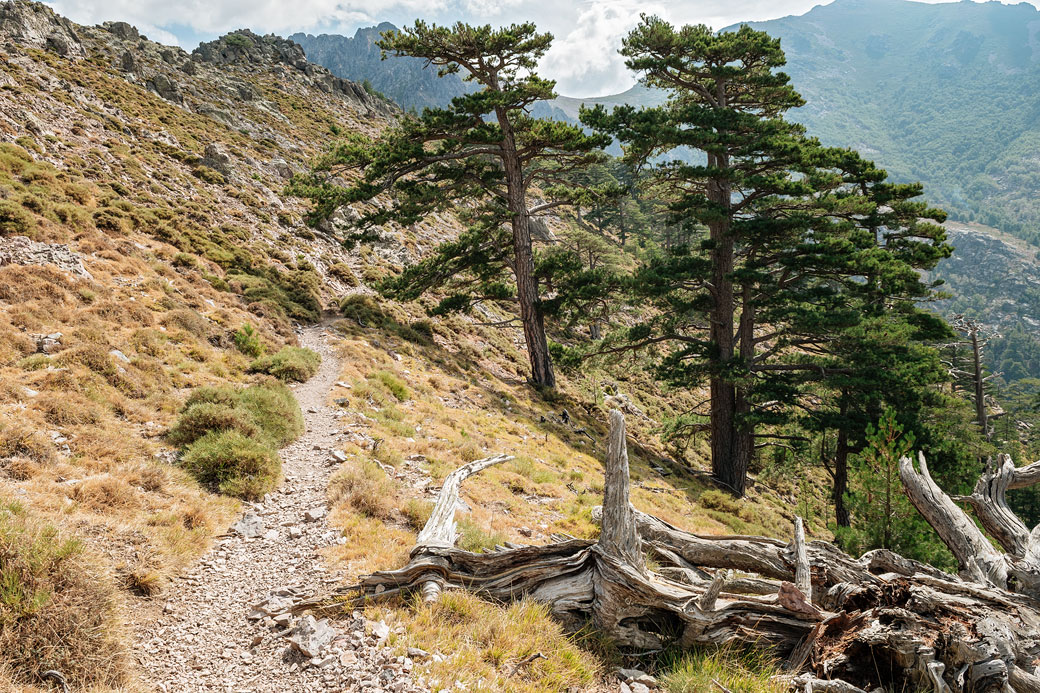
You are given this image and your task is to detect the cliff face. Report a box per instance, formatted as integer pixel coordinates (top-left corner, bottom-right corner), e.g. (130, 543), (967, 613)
(932, 222), (1040, 333)
(291, 26), (474, 113)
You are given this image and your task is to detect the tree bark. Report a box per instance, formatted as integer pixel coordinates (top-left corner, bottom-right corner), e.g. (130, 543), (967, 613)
(708, 146), (744, 496)
(497, 108), (556, 390)
(833, 397), (851, 528)
(970, 329), (989, 439)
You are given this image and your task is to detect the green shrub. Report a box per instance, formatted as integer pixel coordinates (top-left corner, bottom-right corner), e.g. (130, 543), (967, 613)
(236, 383), (304, 447)
(181, 430), (281, 500)
(0, 199), (35, 236)
(233, 324), (264, 357)
(371, 370), (409, 402)
(328, 263), (358, 286)
(340, 294), (387, 326)
(172, 252), (198, 269)
(174, 382), (302, 450)
(248, 346), (320, 382)
(167, 402), (260, 448)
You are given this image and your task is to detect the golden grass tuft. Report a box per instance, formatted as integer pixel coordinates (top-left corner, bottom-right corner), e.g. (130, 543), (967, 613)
(658, 646), (787, 693)
(0, 500), (129, 689)
(329, 459), (398, 521)
(389, 592), (603, 693)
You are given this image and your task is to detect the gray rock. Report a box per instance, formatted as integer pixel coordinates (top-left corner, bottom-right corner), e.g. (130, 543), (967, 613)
(406, 647), (429, 660)
(149, 74), (183, 103)
(231, 513), (265, 538)
(630, 683), (651, 693)
(618, 668), (646, 681)
(271, 158), (292, 180)
(119, 50), (135, 72)
(45, 31), (75, 56)
(330, 450), (348, 464)
(369, 620), (390, 644)
(304, 506), (327, 522)
(289, 615), (335, 658)
(110, 349), (130, 363)
(200, 143), (232, 177)
(106, 21), (139, 40)
(0, 1), (84, 59)
(0, 236), (91, 279)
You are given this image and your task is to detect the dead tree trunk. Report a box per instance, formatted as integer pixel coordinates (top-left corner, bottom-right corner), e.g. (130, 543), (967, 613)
(294, 414), (1040, 693)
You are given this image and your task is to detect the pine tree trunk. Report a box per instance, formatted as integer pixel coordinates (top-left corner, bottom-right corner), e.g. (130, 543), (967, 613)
(708, 210), (738, 494)
(497, 108), (555, 390)
(708, 143), (746, 496)
(971, 330), (988, 439)
(834, 395), (851, 528)
(834, 431), (850, 528)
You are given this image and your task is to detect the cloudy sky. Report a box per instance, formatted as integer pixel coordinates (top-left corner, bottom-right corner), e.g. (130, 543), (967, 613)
(42, 0), (1040, 96)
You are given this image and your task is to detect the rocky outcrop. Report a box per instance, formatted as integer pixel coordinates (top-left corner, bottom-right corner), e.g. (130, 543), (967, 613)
(193, 31), (395, 115)
(0, 236), (92, 279)
(0, 0), (84, 58)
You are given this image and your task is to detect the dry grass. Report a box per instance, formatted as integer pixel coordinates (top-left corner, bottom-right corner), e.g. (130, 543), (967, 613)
(384, 592), (604, 693)
(0, 499), (129, 690)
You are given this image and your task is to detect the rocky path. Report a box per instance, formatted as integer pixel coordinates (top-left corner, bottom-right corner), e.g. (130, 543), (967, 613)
(135, 324), (429, 693)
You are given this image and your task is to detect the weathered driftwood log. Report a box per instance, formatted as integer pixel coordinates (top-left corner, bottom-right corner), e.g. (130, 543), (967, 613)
(297, 412), (1040, 693)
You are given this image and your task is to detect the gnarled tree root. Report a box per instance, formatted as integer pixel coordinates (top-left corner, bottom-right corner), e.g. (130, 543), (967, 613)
(296, 412), (1040, 693)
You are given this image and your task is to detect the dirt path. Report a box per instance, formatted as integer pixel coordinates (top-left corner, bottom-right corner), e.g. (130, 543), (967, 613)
(135, 324), (428, 693)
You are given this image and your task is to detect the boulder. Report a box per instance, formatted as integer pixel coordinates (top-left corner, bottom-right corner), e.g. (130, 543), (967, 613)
(288, 615), (335, 658)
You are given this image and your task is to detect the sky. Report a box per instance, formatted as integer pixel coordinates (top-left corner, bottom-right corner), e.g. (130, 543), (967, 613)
(43, 0), (1040, 97)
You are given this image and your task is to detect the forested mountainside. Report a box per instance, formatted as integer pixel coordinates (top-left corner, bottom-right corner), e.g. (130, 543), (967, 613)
(298, 0), (1040, 248)
(294, 1), (1040, 383)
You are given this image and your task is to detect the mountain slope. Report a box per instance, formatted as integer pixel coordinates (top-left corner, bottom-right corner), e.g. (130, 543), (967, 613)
(291, 26), (474, 113)
(734, 0), (1040, 245)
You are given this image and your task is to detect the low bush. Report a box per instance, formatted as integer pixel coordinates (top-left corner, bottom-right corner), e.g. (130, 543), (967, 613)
(0, 199), (34, 236)
(166, 401), (260, 447)
(180, 430), (280, 500)
(248, 346), (320, 382)
(235, 383), (304, 447)
(339, 294), (387, 327)
(171, 382), (303, 498)
(233, 324), (264, 357)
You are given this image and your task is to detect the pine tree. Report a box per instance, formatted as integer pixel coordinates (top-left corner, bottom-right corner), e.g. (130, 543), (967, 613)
(288, 21), (610, 389)
(584, 17), (953, 497)
(837, 409), (953, 567)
